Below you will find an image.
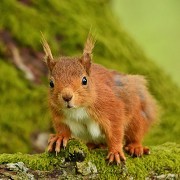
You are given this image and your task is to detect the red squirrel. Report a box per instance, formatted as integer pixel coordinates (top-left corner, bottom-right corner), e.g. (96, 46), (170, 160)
(41, 34), (157, 164)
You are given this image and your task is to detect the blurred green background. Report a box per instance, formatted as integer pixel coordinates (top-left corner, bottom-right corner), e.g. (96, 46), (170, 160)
(0, 0), (179, 154)
(113, 0), (180, 86)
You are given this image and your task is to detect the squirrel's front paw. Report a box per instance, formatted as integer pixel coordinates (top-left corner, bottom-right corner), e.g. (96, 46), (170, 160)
(47, 134), (70, 155)
(106, 150), (126, 165)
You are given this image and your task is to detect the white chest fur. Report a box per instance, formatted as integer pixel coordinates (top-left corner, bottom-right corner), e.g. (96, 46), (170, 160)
(62, 107), (105, 143)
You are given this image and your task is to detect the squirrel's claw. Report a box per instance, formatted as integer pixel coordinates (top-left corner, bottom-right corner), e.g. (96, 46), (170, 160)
(143, 147), (150, 155)
(106, 152), (114, 164)
(47, 134), (70, 154)
(55, 137), (62, 154)
(106, 151), (126, 165)
(62, 137), (68, 148)
(47, 135), (58, 152)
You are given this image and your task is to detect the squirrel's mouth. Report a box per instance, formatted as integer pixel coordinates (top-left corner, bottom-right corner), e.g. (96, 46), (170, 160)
(65, 102), (74, 109)
(67, 104), (73, 108)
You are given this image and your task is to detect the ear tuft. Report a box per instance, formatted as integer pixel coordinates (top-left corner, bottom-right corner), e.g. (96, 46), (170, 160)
(41, 33), (56, 72)
(80, 33), (96, 74)
(83, 32), (96, 56)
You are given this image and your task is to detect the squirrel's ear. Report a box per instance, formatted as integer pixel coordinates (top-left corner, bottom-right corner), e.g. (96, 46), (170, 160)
(80, 33), (96, 74)
(41, 33), (56, 72)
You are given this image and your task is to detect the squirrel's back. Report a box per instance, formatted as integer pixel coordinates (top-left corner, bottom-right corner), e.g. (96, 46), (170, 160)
(90, 64), (157, 124)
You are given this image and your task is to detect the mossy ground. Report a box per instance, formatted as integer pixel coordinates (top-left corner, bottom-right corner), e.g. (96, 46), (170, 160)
(0, 0), (180, 154)
(0, 140), (179, 179)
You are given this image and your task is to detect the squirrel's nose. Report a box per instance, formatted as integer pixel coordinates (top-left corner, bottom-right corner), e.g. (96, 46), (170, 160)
(62, 95), (73, 102)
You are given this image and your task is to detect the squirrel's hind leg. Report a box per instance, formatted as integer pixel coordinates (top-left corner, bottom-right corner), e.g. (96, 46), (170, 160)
(124, 116), (150, 157)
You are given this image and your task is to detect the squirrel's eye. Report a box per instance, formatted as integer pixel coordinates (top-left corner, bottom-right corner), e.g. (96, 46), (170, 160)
(82, 77), (87, 85)
(49, 80), (54, 88)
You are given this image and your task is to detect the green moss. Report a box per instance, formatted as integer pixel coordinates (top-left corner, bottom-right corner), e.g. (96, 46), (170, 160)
(65, 139), (89, 160)
(125, 143), (180, 178)
(0, 60), (50, 153)
(0, 152), (61, 171)
(87, 142), (180, 179)
(0, 141), (179, 179)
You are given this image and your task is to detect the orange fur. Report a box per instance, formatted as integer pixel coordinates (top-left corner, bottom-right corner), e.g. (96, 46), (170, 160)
(42, 34), (157, 164)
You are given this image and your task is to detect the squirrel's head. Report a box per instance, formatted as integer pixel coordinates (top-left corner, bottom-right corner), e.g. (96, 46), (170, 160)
(41, 34), (96, 109)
